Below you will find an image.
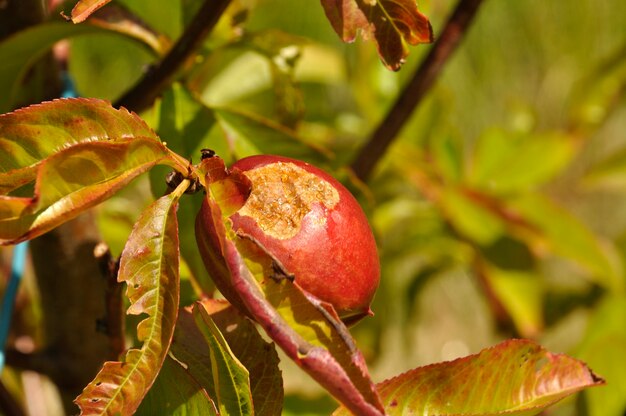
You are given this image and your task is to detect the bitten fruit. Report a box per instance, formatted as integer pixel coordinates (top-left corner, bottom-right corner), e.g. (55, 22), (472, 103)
(196, 154), (380, 324)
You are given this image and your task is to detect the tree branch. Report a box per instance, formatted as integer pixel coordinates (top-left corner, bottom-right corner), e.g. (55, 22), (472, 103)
(350, 0), (485, 181)
(114, 0), (232, 113)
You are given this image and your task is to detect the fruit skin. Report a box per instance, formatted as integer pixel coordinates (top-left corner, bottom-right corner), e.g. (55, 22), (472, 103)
(196, 155), (380, 323)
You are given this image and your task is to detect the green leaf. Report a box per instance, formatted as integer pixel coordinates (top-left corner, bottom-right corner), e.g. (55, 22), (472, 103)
(151, 83), (227, 294)
(334, 339), (604, 416)
(0, 23), (102, 112)
(74, 180), (184, 415)
(0, 138), (177, 244)
(439, 187), (505, 245)
(568, 42), (626, 134)
(576, 295), (626, 416)
(214, 107), (332, 164)
(81, 3), (171, 54)
(583, 147), (626, 189)
(468, 129), (574, 194)
(320, 0), (433, 70)
(192, 303), (253, 416)
(480, 262), (544, 337)
(195, 156), (384, 415)
(136, 356), (219, 416)
(71, 0), (113, 23)
(171, 300), (283, 416)
(156, 84), (224, 161)
(510, 194), (622, 291)
(186, 30), (306, 127)
(0, 98), (160, 194)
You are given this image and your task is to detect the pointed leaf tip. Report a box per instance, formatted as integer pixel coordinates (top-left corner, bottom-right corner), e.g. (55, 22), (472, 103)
(71, 0), (113, 23)
(74, 187), (183, 415)
(334, 339), (604, 415)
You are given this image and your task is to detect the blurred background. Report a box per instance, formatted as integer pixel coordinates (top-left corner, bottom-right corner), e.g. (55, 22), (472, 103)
(1, 0), (626, 414)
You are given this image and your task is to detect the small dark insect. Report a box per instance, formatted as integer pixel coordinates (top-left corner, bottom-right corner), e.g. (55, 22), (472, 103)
(165, 170), (203, 194)
(200, 148), (216, 160)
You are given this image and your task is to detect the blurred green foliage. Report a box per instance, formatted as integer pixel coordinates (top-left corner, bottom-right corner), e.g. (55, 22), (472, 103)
(2, 0), (626, 414)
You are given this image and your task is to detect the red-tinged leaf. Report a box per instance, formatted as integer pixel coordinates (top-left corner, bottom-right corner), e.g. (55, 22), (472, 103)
(335, 339), (605, 415)
(71, 0), (113, 23)
(320, 0), (433, 70)
(195, 156), (384, 416)
(171, 300), (283, 416)
(136, 356), (219, 416)
(0, 138), (182, 245)
(0, 98), (160, 194)
(74, 180), (185, 415)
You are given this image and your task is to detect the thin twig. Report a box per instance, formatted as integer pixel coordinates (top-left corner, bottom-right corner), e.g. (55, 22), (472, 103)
(350, 0), (485, 181)
(114, 0), (232, 113)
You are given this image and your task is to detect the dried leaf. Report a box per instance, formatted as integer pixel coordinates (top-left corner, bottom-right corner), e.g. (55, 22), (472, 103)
(74, 182), (184, 415)
(320, 0), (433, 70)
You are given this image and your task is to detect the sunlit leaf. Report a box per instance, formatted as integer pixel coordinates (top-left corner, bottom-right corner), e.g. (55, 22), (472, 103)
(195, 156), (384, 415)
(136, 356), (218, 416)
(439, 187), (505, 245)
(171, 300), (283, 416)
(151, 83), (227, 293)
(214, 107), (332, 163)
(320, 0), (433, 70)
(510, 194), (622, 291)
(568, 42), (626, 135)
(334, 339), (604, 415)
(186, 30), (306, 127)
(480, 261), (544, 337)
(74, 181), (184, 415)
(583, 147), (626, 189)
(468, 129), (574, 194)
(0, 138), (181, 245)
(0, 98), (160, 194)
(0, 23), (102, 112)
(71, 0), (113, 23)
(576, 295), (626, 416)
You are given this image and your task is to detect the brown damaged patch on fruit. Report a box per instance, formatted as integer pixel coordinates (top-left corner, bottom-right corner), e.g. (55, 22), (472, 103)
(237, 162), (339, 240)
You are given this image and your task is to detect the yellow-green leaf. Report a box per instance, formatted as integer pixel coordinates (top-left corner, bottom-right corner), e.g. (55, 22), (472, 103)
(335, 339), (604, 415)
(74, 181), (184, 415)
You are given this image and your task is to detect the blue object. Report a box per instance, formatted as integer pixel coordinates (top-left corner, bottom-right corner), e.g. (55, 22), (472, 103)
(0, 71), (76, 374)
(0, 242), (29, 373)
(61, 71), (78, 98)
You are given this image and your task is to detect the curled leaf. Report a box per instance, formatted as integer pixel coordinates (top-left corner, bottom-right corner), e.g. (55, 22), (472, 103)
(320, 0), (433, 70)
(74, 180), (185, 415)
(71, 0), (113, 23)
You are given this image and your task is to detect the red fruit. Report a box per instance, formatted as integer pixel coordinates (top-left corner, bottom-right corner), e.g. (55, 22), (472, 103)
(196, 155), (380, 323)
